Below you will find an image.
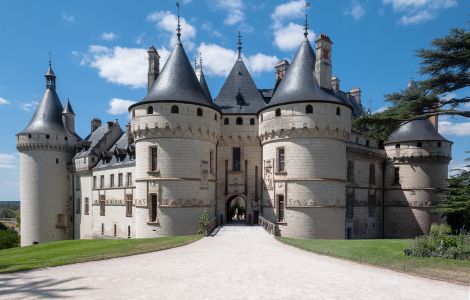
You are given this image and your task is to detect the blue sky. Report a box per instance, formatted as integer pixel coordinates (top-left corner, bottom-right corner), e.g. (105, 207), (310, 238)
(0, 0), (468, 201)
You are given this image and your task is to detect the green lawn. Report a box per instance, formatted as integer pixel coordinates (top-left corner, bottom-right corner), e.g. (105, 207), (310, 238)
(0, 235), (201, 273)
(278, 237), (470, 285)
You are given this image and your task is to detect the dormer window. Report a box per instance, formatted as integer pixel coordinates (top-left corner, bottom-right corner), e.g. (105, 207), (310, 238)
(306, 105), (313, 114)
(147, 106), (154, 115)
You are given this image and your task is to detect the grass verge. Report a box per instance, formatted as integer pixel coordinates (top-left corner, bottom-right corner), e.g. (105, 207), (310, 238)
(0, 235), (201, 273)
(278, 237), (470, 285)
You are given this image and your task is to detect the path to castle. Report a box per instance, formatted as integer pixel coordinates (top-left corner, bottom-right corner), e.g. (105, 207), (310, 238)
(1, 225), (468, 300)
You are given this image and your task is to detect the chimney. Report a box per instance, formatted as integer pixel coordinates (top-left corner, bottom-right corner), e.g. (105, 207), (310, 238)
(91, 118), (102, 133)
(332, 76), (340, 93)
(147, 46), (160, 92)
(349, 88), (361, 104)
(275, 60), (289, 81)
(429, 115), (439, 129)
(315, 33), (333, 90)
(126, 123), (134, 144)
(107, 121), (114, 128)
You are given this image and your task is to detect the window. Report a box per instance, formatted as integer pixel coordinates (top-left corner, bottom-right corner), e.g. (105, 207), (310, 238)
(224, 118), (229, 125)
(126, 172), (133, 186)
(110, 174), (114, 187)
(132, 110), (135, 118)
(347, 160), (354, 183)
(210, 150), (214, 174)
(28, 134), (32, 138)
(306, 105), (313, 114)
(366, 140), (370, 147)
(336, 107), (341, 116)
(233, 147), (241, 171)
(56, 158), (59, 164)
(250, 118), (255, 125)
(260, 114), (263, 122)
(100, 195), (106, 216)
(417, 142), (422, 148)
(46, 135), (50, 139)
(214, 114), (218, 121)
(101, 223), (104, 235)
(346, 190), (354, 218)
(149, 194), (157, 222)
(150, 147), (158, 171)
(84, 197), (89, 215)
(113, 224), (117, 237)
(197, 108), (203, 116)
(393, 167), (400, 185)
(118, 173), (123, 187)
(368, 193), (376, 217)
(75, 177), (80, 191)
(278, 195), (285, 222)
(128, 226), (131, 238)
(275, 108), (281, 117)
(437, 142), (442, 148)
(65, 136), (68, 141)
(147, 106), (154, 114)
(100, 175), (104, 188)
(236, 117), (243, 125)
(369, 164), (376, 186)
(395, 143), (400, 149)
(277, 148), (285, 172)
(93, 176), (97, 189)
(171, 105), (179, 114)
(126, 194), (133, 217)
(76, 198), (81, 214)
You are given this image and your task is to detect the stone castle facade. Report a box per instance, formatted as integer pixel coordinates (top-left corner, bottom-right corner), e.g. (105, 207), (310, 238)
(17, 28), (452, 246)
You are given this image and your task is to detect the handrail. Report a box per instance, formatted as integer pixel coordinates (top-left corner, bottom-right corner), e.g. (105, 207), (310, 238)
(205, 217), (218, 236)
(259, 216), (280, 236)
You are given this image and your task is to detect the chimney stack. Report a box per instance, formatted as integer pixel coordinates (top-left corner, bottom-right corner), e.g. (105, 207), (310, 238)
(91, 118), (102, 133)
(349, 88), (361, 104)
(332, 76), (340, 93)
(275, 60), (289, 81)
(315, 33), (333, 90)
(126, 123), (134, 144)
(148, 46), (160, 92)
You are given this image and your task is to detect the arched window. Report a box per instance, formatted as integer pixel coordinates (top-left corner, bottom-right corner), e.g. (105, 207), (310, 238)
(336, 107), (341, 116)
(250, 118), (255, 125)
(236, 117), (243, 125)
(197, 108), (203, 116)
(437, 142), (442, 148)
(224, 118), (229, 125)
(306, 105), (313, 114)
(132, 110), (135, 118)
(147, 106), (154, 115)
(171, 105), (179, 114)
(395, 143), (400, 149)
(275, 108), (281, 117)
(214, 114), (218, 121)
(417, 142), (422, 148)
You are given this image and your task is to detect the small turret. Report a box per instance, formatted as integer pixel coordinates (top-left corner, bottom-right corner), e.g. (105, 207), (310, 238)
(62, 98), (76, 133)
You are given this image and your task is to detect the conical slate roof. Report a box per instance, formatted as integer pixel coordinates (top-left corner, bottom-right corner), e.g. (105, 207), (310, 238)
(137, 41), (214, 108)
(267, 37), (344, 109)
(63, 99), (75, 114)
(387, 119), (448, 143)
(19, 66), (66, 135)
(196, 67), (212, 100)
(215, 59), (266, 114)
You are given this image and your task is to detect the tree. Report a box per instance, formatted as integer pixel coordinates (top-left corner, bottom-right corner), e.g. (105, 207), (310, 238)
(436, 154), (470, 232)
(354, 26), (469, 139)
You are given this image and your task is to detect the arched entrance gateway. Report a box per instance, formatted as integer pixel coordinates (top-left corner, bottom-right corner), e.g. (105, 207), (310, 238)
(225, 195), (247, 224)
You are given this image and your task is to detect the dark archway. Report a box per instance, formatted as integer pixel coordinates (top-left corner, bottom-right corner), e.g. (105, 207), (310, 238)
(225, 195), (247, 224)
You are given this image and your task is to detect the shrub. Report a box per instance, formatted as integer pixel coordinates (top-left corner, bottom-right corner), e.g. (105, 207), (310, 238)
(404, 223), (470, 260)
(0, 229), (20, 250)
(197, 210), (209, 235)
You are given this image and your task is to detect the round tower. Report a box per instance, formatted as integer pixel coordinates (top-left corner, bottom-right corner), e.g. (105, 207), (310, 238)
(384, 118), (451, 237)
(16, 63), (79, 245)
(129, 29), (220, 237)
(259, 32), (351, 239)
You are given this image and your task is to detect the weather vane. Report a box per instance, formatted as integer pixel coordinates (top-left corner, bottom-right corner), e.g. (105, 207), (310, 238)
(176, 0), (181, 40)
(304, 1), (311, 38)
(237, 31), (242, 59)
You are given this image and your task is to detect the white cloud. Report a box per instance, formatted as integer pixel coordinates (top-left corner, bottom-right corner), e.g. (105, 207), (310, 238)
(108, 98), (136, 115)
(20, 101), (38, 112)
(77, 45), (170, 89)
(0, 153), (17, 169)
(383, 0), (457, 25)
(273, 22), (315, 52)
(439, 120), (470, 137)
(271, 0), (305, 28)
(0, 97), (9, 105)
(62, 13), (75, 22)
(198, 43), (279, 77)
(344, 0), (366, 20)
(215, 0), (245, 25)
(146, 11), (196, 49)
(449, 159), (469, 173)
(101, 32), (118, 41)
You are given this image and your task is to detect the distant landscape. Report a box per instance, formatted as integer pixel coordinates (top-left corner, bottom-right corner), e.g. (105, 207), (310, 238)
(0, 201), (20, 221)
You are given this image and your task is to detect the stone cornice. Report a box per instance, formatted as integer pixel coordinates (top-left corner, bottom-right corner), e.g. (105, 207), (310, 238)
(133, 125), (219, 143)
(260, 126), (350, 144)
(17, 142), (75, 153)
(346, 145), (386, 161)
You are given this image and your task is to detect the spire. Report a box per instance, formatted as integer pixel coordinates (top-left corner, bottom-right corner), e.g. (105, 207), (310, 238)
(45, 53), (56, 89)
(199, 52), (203, 69)
(237, 31), (243, 60)
(63, 98), (75, 115)
(176, 0), (181, 42)
(304, 1), (311, 38)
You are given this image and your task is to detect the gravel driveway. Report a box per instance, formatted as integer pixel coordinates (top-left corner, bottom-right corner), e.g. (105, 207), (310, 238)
(0, 225), (468, 299)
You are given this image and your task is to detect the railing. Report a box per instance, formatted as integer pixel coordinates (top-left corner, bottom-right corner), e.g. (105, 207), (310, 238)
(205, 217), (218, 236)
(259, 216), (280, 236)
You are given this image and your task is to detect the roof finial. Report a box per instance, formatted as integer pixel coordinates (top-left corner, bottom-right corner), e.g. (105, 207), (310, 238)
(176, 0), (181, 41)
(194, 57), (197, 69)
(237, 31), (242, 60)
(304, 1), (311, 38)
(199, 52), (203, 69)
(48, 51), (52, 67)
